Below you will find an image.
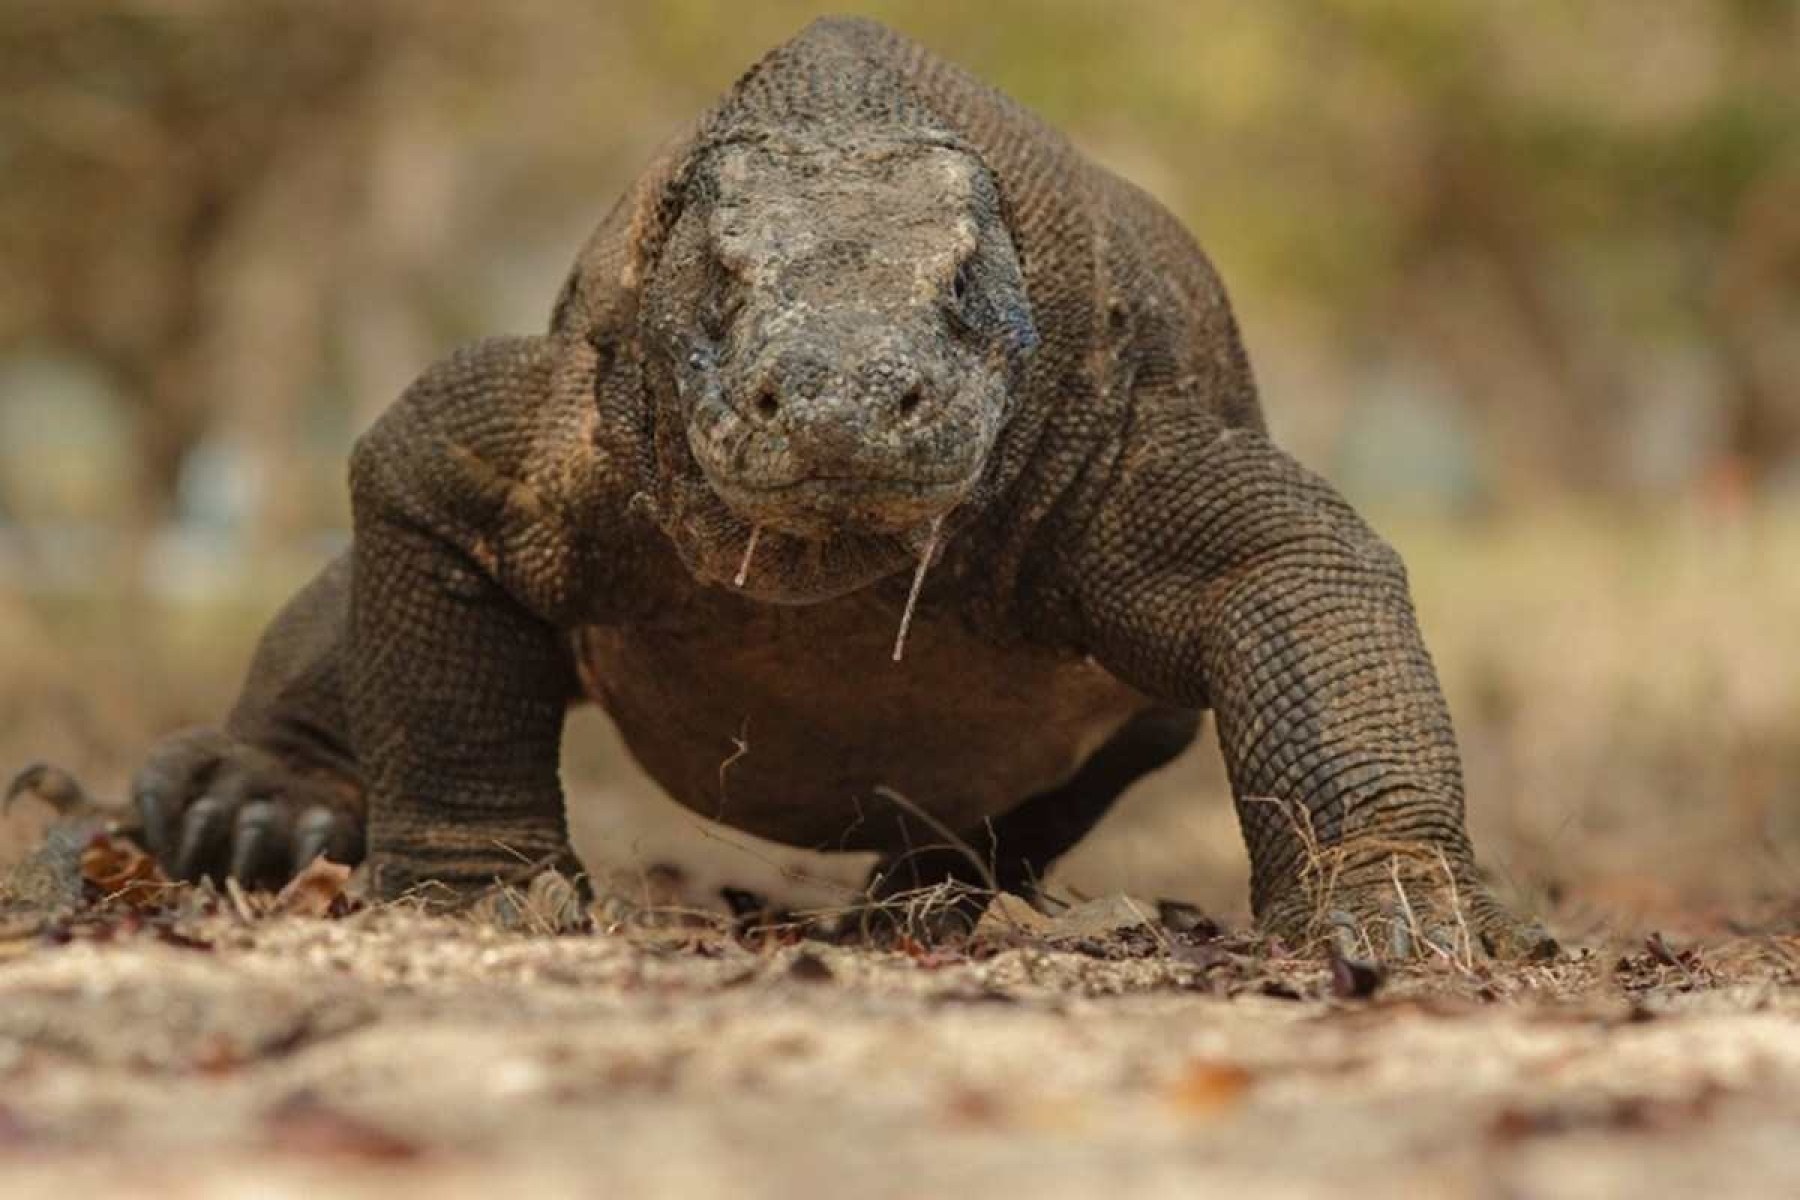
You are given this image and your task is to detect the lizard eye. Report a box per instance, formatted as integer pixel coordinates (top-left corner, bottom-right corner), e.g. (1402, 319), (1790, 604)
(951, 261), (973, 305)
(945, 259), (980, 334)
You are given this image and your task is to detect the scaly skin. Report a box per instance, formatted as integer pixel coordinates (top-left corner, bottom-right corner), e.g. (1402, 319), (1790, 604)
(127, 17), (1552, 959)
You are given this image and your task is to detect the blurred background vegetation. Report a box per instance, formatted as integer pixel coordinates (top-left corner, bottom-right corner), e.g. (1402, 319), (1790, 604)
(1, 0), (1796, 932)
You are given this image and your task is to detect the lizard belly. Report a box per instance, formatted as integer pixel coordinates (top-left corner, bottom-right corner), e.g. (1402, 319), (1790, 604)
(574, 586), (1147, 853)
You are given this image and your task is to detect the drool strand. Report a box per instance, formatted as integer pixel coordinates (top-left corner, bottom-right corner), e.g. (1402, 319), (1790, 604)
(732, 525), (762, 588)
(891, 515), (944, 664)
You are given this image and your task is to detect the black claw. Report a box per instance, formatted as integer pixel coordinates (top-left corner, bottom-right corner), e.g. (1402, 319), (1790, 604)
(1324, 909), (1364, 959)
(230, 800), (292, 891)
(323, 814), (363, 865)
(2, 765), (44, 812)
(172, 796), (233, 883)
(291, 808), (332, 873)
(292, 806), (362, 871)
(136, 787), (178, 862)
(6, 763), (93, 816)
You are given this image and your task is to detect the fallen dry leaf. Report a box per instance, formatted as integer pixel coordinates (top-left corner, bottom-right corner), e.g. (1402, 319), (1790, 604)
(1166, 1060), (1256, 1116)
(264, 1093), (422, 1161)
(1044, 895), (1157, 942)
(943, 1087), (1008, 1128)
(1488, 1082), (1724, 1144)
(79, 832), (169, 909)
(974, 891), (1055, 938)
(274, 856), (355, 918)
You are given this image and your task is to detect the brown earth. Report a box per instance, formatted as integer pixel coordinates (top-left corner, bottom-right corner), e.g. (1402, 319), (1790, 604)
(0, 509), (1797, 1196)
(0, 881), (1794, 1199)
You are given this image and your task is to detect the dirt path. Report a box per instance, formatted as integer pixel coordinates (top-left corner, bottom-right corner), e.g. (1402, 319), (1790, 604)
(0, 896), (1795, 1199)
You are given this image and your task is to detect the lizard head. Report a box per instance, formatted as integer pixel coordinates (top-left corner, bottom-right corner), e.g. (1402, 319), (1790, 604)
(637, 134), (1037, 598)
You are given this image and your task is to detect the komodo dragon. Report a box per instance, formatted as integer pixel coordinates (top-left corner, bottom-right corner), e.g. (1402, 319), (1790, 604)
(123, 16), (1551, 957)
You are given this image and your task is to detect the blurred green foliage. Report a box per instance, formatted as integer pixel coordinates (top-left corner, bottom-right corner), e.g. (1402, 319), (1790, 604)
(0, 1), (1796, 930)
(1, 0), (1796, 541)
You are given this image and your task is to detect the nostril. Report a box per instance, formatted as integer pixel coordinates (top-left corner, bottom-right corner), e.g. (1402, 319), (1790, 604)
(898, 384), (924, 417)
(753, 385), (780, 421)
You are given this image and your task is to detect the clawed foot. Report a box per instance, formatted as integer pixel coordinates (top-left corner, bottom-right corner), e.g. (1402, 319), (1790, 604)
(851, 881), (994, 944)
(131, 728), (363, 891)
(858, 843), (1025, 944)
(358, 844), (592, 932)
(1259, 842), (1558, 964)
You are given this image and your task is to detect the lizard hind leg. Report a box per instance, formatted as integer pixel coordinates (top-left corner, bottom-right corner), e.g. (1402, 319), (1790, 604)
(862, 706), (1201, 939)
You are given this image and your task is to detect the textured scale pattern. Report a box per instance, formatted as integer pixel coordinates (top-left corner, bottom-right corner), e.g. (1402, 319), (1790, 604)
(121, 17), (1549, 958)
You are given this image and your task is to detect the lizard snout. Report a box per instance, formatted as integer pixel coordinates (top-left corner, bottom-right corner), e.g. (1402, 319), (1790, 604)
(716, 335), (962, 499)
(737, 347), (939, 437)
(689, 337), (990, 538)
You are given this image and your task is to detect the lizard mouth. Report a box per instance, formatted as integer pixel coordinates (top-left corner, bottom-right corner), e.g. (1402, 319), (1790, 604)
(703, 470), (975, 537)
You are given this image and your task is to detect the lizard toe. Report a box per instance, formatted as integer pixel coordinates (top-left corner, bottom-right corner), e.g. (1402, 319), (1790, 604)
(132, 728), (363, 891)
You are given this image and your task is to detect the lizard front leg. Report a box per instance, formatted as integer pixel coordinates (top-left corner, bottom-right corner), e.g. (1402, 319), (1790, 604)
(129, 334), (627, 901)
(1050, 415), (1555, 960)
(344, 335), (621, 901)
(132, 555), (365, 888)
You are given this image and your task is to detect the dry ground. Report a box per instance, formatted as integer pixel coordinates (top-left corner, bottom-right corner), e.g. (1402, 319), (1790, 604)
(0, 891), (1794, 1199)
(0, 507), (1797, 1196)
